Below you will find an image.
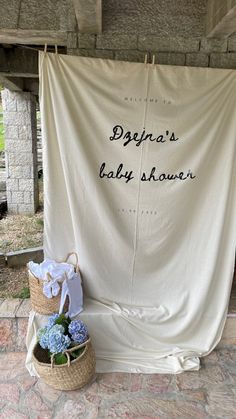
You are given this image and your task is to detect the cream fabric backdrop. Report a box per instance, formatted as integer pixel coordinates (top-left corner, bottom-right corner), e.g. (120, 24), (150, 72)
(27, 52), (236, 374)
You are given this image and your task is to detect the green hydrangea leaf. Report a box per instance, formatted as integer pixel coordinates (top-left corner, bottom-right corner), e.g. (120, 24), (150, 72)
(70, 347), (85, 358)
(54, 353), (68, 365)
(55, 314), (70, 334)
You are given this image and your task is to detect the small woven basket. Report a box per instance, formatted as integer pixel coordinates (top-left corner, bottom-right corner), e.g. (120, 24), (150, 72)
(32, 338), (96, 390)
(28, 252), (79, 315)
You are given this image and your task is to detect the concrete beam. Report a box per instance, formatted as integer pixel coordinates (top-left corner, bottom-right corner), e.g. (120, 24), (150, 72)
(0, 47), (38, 78)
(0, 76), (23, 91)
(206, 0), (236, 38)
(0, 29), (67, 45)
(73, 0), (102, 34)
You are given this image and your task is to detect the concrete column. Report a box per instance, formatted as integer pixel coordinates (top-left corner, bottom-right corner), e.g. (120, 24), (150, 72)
(1, 89), (39, 214)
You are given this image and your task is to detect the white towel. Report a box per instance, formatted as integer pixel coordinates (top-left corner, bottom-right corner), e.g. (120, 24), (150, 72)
(59, 272), (83, 317)
(28, 259), (83, 316)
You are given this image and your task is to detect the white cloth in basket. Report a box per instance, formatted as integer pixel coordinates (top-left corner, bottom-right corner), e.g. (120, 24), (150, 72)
(28, 259), (83, 317)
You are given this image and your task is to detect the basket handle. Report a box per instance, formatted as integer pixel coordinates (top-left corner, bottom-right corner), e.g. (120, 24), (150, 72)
(51, 351), (71, 368)
(64, 252), (79, 273)
(50, 337), (90, 368)
(66, 337), (91, 353)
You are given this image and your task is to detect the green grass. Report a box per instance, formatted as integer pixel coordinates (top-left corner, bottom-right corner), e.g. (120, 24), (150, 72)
(13, 287), (30, 299)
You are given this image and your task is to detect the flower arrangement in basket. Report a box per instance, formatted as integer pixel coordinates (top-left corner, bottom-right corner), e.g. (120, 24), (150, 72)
(32, 313), (96, 390)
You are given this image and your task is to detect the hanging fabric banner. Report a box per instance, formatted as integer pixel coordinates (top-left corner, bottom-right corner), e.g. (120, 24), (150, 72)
(31, 52), (236, 374)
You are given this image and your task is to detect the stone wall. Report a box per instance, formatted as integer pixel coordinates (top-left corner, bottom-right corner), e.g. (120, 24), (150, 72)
(67, 33), (236, 68)
(1, 90), (39, 214)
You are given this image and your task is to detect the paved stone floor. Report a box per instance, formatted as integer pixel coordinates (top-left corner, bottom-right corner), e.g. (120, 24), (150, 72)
(0, 349), (236, 419)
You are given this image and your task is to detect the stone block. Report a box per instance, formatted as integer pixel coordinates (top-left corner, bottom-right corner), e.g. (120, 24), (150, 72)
(6, 140), (32, 153)
(138, 36), (199, 52)
(6, 247), (44, 267)
(11, 191), (24, 204)
(153, 52), (185, 66)
(97, 34), (137, 50)
(201, 38), (227, 52)
(2, 111), (15, 126)
(6, 189), (11, 203)
(6, 178), (19, 191)
(1, 89), (7, 111)
(4, 125), (18, 140)
(19, 179), (34, 192)
(4, 95), (17, 112)
(16, 203), (34, 214)
(19, 0), (60, 31)
(0, 0), (22, 29)
(23, 191), (33, 204)
(78, 49), (114, 59)
(228, 36), (236, 52)
(4, 111), (29, 127)
(186, 53), (209, 67)
(210, 53), (236, 69)
(67, 32), (77, 48)
(7, 203), (18, 213)
(0, 299), (22, 318)
(9, 165), (33, 179)
(78, 34), (95, 49)
(8, 152), (33, 166)
(115, 50), (147, 63)
(18, 124), (34, 141)
(102, 1), (205, 37)
(16, 98), (28, 112)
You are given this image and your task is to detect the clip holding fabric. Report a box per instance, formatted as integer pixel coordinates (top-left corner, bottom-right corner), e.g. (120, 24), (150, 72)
(152, 54), (156, 65)
(55, 44), (58, 54)
(144, 54), (148, 65)
(44, 43), (47, 54)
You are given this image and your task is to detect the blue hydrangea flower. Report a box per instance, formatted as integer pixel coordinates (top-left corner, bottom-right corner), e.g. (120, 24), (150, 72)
(39, 331), (50, 349)
(71, 332), (87, 344)
(47, 324), (71, 354)
(37, 327), (47, 340)
(69, 320), (88, 344)
(47, 313), (60, 329)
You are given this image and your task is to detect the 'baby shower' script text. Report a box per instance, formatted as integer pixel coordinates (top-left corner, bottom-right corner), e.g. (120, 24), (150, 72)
(98, 125), (196, 184)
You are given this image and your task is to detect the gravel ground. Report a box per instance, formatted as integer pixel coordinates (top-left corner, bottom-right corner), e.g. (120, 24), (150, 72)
(0, 266), (29, 298)
(0, 211), (43, 254)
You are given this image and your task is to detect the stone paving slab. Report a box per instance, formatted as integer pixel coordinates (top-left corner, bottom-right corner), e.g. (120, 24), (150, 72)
(0, 349), (236, 418)
(0, 298), (22, 318)
(15, 299), (31, 318)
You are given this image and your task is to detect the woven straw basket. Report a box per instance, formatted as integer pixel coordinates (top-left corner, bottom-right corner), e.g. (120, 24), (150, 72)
(32, 338), (96, 390)
(28, 252), (79, 315)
